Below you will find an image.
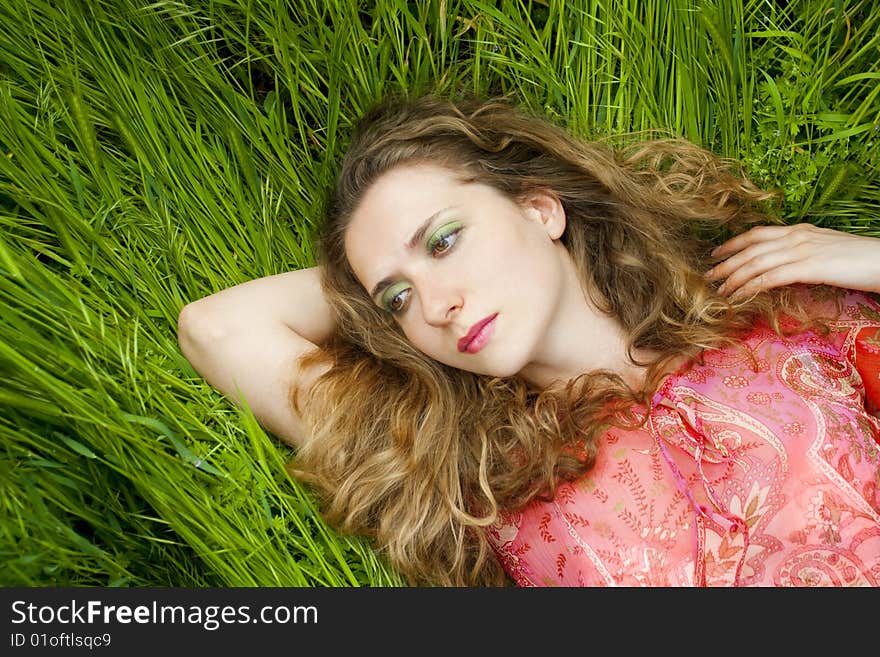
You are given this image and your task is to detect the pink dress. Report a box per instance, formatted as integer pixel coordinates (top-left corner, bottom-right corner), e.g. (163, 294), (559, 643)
(487, 286), (880, 586)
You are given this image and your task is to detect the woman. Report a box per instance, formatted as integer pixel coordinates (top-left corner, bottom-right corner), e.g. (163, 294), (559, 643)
(178, 92), (880, 586)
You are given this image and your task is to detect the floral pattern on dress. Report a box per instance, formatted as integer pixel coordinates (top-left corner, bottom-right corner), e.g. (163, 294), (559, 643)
(487, 286), (880, 586)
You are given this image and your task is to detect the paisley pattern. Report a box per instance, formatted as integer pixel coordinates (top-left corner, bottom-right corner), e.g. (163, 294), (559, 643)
(487, 286), (880, 586)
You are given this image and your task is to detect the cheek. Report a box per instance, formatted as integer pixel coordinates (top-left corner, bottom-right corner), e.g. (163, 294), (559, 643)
(495, 232), (558, 289)
(398, 314), (438, 352)
(399, 316), (461, 365)
(468, 229), (524, 281)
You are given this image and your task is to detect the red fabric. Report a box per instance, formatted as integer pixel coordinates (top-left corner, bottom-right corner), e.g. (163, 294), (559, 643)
(855, 325), (880, 417)
(487, 286), (880, 586)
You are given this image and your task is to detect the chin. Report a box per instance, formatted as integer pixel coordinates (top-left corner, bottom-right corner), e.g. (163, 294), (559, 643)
(447, 360), (519, 379)
(443, 347), (529, 379)
(473, 357), (528, 380)
(493, 363), (527, 378)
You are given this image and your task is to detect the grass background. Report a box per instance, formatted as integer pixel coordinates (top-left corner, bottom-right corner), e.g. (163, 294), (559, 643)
(1, 0), (878, 587)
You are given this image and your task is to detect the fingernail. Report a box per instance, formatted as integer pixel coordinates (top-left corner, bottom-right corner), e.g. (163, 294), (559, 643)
(704, 267), (715, 279)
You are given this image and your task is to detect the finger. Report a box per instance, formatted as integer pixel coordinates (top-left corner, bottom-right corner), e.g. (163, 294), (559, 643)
(711, 225), (798, 260)
(728, 262), (816, 299)
(716, 250), (804, 296)
(706, 236), (791, 282)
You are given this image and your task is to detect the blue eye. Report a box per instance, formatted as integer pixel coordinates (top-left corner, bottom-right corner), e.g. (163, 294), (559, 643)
(428, 222), (463, 256)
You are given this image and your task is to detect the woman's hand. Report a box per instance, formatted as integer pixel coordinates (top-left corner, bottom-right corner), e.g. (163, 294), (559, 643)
(705, 223), (880, 297)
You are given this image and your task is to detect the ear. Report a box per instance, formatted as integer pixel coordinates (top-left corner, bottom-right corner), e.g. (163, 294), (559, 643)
(519, 190), (566, 240)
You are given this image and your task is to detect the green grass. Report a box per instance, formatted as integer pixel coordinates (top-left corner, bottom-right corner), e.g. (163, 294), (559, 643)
(1, 0), (877, 587)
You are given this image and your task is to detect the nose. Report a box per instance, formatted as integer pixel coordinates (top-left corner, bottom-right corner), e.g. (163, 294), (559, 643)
(417, 277), (462, 326)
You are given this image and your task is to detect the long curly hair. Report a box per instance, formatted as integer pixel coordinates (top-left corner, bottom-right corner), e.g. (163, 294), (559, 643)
(288, 92), (816, 586)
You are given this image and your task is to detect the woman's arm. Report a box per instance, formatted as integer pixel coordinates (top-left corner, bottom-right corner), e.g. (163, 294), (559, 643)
(706, 223), (880, 297)
(177, 266), (334, 448)
(706, 224), (880, 295)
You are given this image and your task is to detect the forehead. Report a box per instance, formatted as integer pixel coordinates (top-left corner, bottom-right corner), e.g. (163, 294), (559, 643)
(343, 163), (468, 287)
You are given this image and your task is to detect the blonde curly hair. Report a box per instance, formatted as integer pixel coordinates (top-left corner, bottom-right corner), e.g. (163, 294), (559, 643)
(288, 92), (812, 586)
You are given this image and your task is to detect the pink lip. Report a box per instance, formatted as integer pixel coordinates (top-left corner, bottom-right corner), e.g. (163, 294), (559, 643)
(458, 313), (498, 354)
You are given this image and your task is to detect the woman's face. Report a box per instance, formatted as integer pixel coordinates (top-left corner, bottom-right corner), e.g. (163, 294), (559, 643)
(344, 162), (574, 378)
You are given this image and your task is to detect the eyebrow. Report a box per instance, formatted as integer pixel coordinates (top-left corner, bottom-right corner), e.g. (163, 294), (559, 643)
(369, 206), (457, 301)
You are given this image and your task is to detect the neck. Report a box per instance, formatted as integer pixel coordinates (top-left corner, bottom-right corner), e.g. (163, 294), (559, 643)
(518, 256), (657, 392)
